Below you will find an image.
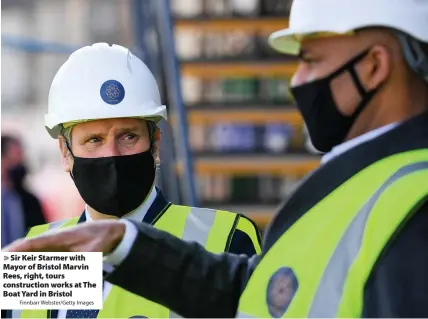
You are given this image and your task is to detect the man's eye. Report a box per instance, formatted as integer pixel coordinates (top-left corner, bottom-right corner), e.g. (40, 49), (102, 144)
(87, 137), (101, 143)
(124, 134), (137, 140)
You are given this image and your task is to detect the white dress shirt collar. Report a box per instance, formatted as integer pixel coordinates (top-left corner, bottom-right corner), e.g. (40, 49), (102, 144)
(85, 186), (158, 223)
(321, 122), (399, 165)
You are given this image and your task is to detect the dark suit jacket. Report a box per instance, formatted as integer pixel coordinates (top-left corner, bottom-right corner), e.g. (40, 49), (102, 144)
(106, 111), (428, 318)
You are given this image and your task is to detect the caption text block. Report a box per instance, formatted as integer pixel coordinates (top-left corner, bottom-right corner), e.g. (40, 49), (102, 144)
(1, 252), (103, 309)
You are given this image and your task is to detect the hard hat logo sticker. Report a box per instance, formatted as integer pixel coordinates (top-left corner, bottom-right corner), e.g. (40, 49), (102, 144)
(100, 80), (125, 105)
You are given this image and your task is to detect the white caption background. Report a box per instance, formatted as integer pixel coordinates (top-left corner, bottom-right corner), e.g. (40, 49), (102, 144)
(1, 252), (103, 310)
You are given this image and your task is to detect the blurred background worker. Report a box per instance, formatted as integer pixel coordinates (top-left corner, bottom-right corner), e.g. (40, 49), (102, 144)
(9, 43), (261, 319)
(8, 0), (428, 318)
(1, 136), (25, 248)
(1, 135), (47, 319)
(1, 135), (46, 248)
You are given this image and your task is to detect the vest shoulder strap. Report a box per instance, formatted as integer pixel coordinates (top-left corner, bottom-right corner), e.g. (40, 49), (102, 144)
(26, 217), (80, 238)
(157, 205), (239, 253)
(337, 161), (428, 317)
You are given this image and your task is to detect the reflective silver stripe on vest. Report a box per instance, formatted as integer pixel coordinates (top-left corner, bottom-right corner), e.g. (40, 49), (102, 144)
(48, 219), (70, 231)
(236, 311), (257, 318)
(11, 309), (22, 318)
(169, 310), (183, 318)
(181, 207), (217, 245)
(308, 161), (428, 317)
(170, 208), (217, 318)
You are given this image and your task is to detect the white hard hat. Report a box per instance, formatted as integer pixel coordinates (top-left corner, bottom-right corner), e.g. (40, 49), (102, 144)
(45, 43), (167, 139)
(268, 0), (428, 55)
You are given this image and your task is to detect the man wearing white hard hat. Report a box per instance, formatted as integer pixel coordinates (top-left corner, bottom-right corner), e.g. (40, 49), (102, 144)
(8, 43), (261, 319)
(5, 0), (428, 317)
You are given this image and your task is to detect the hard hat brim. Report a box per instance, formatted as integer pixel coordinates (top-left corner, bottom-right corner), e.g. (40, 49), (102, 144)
(45, 104), (167, 139)
(269, 15), (428, 56)
(268, 28), (353, 55)
(268, 28), (302, 55)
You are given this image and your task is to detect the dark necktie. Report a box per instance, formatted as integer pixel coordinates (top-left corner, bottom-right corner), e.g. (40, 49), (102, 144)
(65, 310), (99, 318)
(65, 272), (107, 318)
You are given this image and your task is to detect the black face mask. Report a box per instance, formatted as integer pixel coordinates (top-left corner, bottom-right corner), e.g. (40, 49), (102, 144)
(290, 49), (381, 153)
(69, 147), (156, 218)
(9, 163), (27, 189)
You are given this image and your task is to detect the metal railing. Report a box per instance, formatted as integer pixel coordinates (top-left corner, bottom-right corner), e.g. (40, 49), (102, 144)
(2, 35), (80, 53)
(149, 0), (198, 206)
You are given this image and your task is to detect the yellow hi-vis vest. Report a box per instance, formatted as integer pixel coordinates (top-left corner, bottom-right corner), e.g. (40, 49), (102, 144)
(17, 205), (261, 319)
(237, 149), (428, 318)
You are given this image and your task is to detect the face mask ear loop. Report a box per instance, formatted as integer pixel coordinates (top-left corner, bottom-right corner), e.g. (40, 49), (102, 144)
(347, 49), (382, 118)
(63, 135), (76, 178)
(348, 67), (367, 97)
(147, 122), (159, 170)
(62, 136), (75, 158)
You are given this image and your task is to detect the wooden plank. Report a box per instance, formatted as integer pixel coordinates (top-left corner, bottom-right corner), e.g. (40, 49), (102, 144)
(182, 109), (303, 125)
(175, 18), (289, 34)
(181, 61), (298, 78)
(176, 156), (320, 176)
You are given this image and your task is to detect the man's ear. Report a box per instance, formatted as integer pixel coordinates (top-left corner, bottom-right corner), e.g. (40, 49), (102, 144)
(153, 128), (161, 165)
(58, 136), (73, 173)
(155, 128), (161, 144)
(358, 44), (392, 91)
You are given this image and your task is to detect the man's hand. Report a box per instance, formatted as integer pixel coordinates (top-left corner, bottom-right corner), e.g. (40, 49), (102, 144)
(2, 220), (126, 255)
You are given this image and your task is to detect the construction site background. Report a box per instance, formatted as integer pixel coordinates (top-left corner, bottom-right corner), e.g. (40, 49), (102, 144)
(1, 0), (321, 229)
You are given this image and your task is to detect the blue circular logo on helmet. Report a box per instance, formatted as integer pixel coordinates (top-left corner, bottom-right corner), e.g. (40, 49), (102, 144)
(100, 80), (125, 105)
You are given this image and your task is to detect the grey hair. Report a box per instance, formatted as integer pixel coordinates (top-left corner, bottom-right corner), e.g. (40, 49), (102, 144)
(61, 126), (73, 144)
